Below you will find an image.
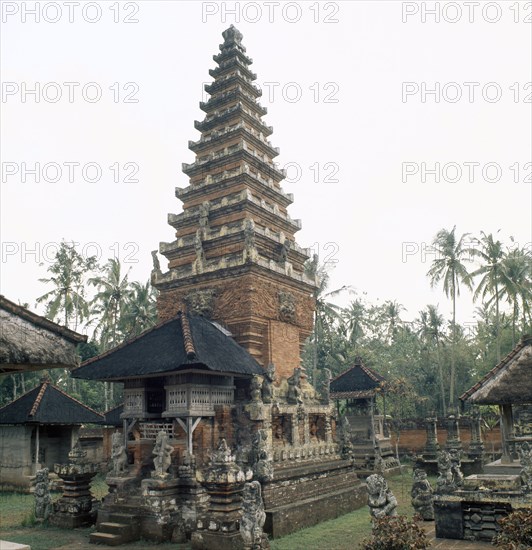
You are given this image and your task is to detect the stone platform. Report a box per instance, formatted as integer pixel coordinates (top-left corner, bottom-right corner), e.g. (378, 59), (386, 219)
(262, 459), (366, 538)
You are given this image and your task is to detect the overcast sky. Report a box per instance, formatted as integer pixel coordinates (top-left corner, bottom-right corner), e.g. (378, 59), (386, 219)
(1, 1), (531, 331)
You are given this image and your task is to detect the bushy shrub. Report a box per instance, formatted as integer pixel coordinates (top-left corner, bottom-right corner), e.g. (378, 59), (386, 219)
(493, 510), (532, 550)
(359, 514), (429, 550)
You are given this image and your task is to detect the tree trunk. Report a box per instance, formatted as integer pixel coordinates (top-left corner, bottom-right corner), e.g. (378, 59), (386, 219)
(435, 338), (446, 417)
(495, 280), (500, 362)
(449, 280), (456, 409)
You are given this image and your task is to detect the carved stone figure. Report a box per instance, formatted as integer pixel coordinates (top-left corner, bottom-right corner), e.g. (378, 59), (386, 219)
(449, 448), (464, 488)
(411, 468), (434, 520)
(198, 201), (210, 236)
(320, 368), (332, 403)
(278, 291), (296, 324)
(338, 415), (355, 460)
(366, 474), (397, 520)
(436, 449), (462, 494)
(250, 375), (263, 402)
(152, 430), (174, 478)
(34, 468), (52, 521)
(278, 239), (290, 265)
(251, 429), (273, 482)
(151, 250), (161, 272)
(261, 363), (275, 403)
(110, 431), (128, 476)
(184, 289), (216, 318)
(287, 367), (303, 404)
(518, 441), (532, 493)
(194, 230), (206, 273)
(240, 481), (269, 549)
(243, 218), (258, 262)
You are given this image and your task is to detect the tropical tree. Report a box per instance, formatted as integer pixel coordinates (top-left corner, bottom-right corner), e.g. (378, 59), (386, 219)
(417, 304), (447, 415)
(89, 258), (132, 408)
(498, 246), (532, 345)
(469, 231), (505, 361)
(304, 256), (350, 385)
(36, 241), (97, 330)
(120, 280), (158, 339)
(426, 226), (474, 408)
(383, 300), (406, 343)
(89, 258), (132, 350)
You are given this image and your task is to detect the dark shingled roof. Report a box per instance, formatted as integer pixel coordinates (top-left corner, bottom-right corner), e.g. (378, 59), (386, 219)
(100, 404), (123, 427)
(460, 335), (532, 405)
(0, 381), (104, 425)
(72, 312), (264, 381)
(330, 359), (386, 399)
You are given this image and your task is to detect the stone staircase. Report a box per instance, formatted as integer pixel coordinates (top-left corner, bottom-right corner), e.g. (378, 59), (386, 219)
(90, 512), (140, 546)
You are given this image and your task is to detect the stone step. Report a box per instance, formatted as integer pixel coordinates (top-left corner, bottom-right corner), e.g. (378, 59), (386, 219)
(89, 532), (124, 546)
(98, 522), (131, 536)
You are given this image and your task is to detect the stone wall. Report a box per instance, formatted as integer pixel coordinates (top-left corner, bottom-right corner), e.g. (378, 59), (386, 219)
(0, 425), (33, 488)
(391, 425), (502, 455)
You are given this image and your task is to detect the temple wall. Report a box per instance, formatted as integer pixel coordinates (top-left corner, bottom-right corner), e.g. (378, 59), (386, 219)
(391, 425), (502, 455)
(0, 425), (33, 488)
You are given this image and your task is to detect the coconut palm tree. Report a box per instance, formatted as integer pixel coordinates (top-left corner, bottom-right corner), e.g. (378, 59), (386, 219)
(427, 226), (474, 408)
(417, 304), (447, 415)
(469, 231), (505, 361)
(304, 256), (350, 385)
(120, 280), (158, 339)
(497, 247), (532, 345)
(383, 300), (406, 343)
(89, 258), (132, 408)
(37, 241), (96, 330)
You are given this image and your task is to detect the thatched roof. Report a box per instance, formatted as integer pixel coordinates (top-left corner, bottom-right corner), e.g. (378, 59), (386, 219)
(72, 312), (264, 382)
(330, 359), (386, 400)
(0, 380), (103, 425)
(0, 295), (87, 374)
(460, 335), (532, 405)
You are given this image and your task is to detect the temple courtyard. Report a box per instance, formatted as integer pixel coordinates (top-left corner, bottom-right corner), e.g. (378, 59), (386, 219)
(0, 469), (492, 550)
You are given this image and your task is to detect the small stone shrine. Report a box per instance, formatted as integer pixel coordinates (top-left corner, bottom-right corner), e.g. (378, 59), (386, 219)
(75, 25), (366, 545)
(330, 358), (400, 475)
(49, 440), (99, 528)
(433, 336), (532, 542)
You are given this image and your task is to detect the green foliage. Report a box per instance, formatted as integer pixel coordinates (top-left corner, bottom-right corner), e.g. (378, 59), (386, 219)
(493, 510), (532, 549)
(359, 515), (430, 550)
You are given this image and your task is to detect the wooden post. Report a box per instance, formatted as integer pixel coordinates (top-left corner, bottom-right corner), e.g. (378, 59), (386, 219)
(34, 424), (40, 474)
(499, 404), (514, 464)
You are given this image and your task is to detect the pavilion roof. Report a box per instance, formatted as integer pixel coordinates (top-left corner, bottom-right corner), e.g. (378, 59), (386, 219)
(460, 335), (532, 405)
(72, 312), (264, 381)
(330, 359), (386, 400)
(0, 295), (87, 375)
(0, 380), (103, 425)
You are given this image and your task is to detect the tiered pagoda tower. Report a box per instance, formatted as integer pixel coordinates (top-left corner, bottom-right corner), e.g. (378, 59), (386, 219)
(153, 25), (317, 380)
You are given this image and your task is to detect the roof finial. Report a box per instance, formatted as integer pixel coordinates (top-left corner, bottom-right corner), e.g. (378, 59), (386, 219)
(222, 24), (243, 47)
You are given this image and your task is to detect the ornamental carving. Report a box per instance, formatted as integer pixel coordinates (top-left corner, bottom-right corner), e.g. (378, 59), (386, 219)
(278, 291), (296, 324)
(184, 289), (216, 318)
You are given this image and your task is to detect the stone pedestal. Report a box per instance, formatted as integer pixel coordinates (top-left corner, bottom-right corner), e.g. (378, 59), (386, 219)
(192, 440), (253, 549)
(445, 414), (463, 454)
(468, 409), (485, 460)
(423, 417), (440, 459)
(49, 462), (98, 528)
(141, 476), (180, 541)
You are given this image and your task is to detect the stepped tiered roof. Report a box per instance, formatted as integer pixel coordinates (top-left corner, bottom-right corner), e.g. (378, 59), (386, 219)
(152, 25), (315, 290)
